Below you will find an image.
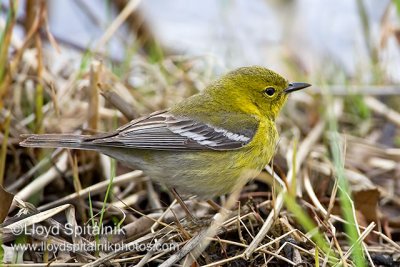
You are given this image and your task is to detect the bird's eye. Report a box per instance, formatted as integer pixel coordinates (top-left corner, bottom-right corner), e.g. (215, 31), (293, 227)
(264, 87), (276, 97)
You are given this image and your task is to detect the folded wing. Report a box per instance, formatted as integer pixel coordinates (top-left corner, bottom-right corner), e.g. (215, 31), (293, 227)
(86, 110), (258, 151)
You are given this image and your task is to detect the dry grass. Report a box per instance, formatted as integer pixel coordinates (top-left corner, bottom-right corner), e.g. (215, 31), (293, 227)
(1, 1), (400, 266)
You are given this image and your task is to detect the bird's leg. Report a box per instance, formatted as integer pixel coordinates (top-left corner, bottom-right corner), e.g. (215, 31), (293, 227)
(169, 187), (198, 223)
(206, 200), (221, 212)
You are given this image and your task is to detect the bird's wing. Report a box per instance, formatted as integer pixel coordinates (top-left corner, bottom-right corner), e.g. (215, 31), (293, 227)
(85, 110), (259, 151)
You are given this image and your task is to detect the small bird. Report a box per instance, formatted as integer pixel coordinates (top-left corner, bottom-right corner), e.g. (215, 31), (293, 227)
(20, 66), (310, 198)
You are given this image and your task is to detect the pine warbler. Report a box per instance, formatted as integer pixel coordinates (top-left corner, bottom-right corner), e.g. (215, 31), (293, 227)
(20, 66), (310, 198)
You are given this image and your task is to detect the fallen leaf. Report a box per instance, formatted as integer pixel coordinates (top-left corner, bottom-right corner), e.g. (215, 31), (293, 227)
(0, 185), (14, 223)
(353, 188), (380, 222)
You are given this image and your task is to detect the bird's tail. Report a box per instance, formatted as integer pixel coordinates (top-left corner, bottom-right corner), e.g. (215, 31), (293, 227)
(19, 134), (95, 150)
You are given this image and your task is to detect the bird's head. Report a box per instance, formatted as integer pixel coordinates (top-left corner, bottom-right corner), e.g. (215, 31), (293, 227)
(209, 66), (310, 120)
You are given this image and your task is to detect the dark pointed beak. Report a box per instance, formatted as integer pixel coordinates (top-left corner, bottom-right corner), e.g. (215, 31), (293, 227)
(284, 82), (311, 93)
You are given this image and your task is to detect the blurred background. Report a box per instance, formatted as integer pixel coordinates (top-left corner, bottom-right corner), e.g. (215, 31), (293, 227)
(8, 0), (400, 81)
(49, 0), (399, 80)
